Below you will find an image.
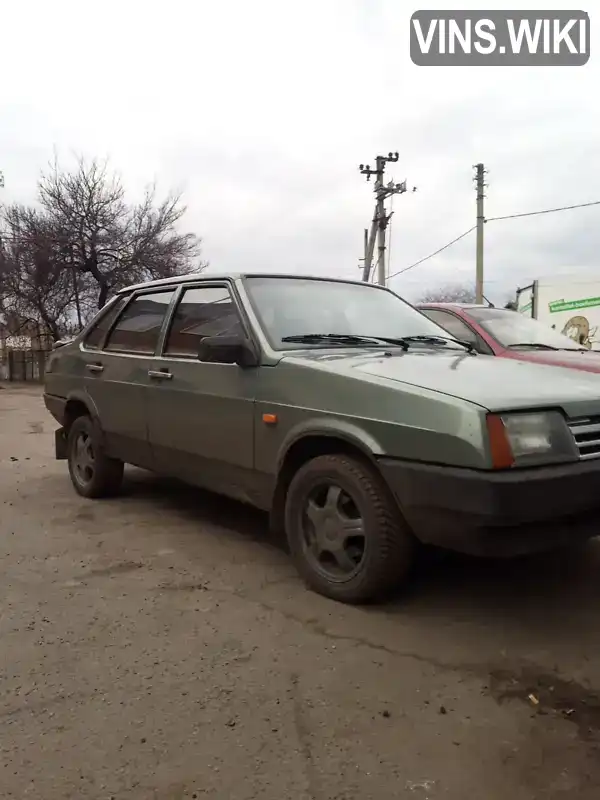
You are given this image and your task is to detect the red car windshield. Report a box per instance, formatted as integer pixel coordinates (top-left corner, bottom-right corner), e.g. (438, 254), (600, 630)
(468, 308), (585, 351)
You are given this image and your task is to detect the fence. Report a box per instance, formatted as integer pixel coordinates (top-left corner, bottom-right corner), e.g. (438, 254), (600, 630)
(0, 349), (52, 383)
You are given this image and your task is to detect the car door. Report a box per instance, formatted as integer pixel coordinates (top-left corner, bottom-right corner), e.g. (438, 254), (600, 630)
(419, 308), (493, 355)
(80, 287), (177, 468)
(146, 281), (260, 505)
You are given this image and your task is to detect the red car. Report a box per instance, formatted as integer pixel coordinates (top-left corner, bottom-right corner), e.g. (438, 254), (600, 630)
(416, 303), (600, 374)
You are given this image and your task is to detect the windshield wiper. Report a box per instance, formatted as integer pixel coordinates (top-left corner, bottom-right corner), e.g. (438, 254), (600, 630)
(398, 335), (474, 353)
(507, 343), (560, 351)
(281, 333), (475, 353)
(281, 333), (409, 349)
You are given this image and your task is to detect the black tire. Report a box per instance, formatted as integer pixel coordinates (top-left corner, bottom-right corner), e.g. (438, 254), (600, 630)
(284, 454), (416, 604)
(67, 415), (124, 499)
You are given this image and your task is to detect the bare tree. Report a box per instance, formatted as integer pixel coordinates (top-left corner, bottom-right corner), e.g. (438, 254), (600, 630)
(0, 157), (206, 341)
(39, 156), (207, 309)
(418, 284), (477, 304)
(0, 205), (79, 341)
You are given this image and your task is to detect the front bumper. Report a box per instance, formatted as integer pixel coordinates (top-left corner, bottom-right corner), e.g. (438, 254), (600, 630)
(378, 457), (600, 557)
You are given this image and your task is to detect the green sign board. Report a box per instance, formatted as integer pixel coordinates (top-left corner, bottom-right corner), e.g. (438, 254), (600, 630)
(548, 296), (600, 314)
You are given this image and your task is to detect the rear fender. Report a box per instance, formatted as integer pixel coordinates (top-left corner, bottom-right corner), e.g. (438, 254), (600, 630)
(55, 428), (68, 460)
(65, 390), (101, 424)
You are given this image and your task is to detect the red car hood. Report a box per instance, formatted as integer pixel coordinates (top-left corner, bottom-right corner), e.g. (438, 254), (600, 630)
(507, 348), (600, 373)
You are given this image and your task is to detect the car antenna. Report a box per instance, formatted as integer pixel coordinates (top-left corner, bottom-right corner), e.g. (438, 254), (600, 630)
(482, 294), (494, 308)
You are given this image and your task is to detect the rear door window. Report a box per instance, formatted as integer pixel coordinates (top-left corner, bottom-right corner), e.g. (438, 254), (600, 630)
(84, 297), (127, 350)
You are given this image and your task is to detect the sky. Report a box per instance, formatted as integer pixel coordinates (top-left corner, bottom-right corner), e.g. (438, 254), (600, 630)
(0, 0), (598, 305)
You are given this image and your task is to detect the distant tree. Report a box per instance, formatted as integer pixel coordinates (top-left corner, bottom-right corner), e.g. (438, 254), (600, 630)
(39, 157), (207, 310)
(418, 284), (476, 304)
(0, 156), (207, 341)
(504, 300), (517, 311)
(0, 205), (80, 341)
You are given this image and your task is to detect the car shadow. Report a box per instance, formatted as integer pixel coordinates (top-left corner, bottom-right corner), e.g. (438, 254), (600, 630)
(119, 467), (280, 549)
(409, 541), (600, 612)
(112, 468), (600, 720)
(118, 468), (600, 623)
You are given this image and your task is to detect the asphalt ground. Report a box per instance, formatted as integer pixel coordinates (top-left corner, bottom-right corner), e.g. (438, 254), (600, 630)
(1, 384), (599, 799)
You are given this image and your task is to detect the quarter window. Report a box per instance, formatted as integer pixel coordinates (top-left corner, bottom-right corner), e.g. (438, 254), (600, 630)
(105, 290), (175, 354)
(420, 309), (477, 343)
(164, 286), (243, 358)
(84, 297), (127, 350)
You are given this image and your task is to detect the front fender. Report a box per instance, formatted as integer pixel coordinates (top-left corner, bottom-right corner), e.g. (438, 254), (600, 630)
(276, 416), (384, 472)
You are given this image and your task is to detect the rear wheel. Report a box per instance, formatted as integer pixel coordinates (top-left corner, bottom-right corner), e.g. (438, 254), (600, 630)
(284, 454), (416, 604)
(67, 415), (124, 498)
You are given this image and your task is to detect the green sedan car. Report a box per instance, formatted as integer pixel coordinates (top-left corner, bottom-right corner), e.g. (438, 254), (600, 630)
(44, 273), (600, 604)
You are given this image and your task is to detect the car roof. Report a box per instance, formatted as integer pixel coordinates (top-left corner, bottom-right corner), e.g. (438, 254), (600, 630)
(117, 272), (388, 295)
(418, 302), (506, 311)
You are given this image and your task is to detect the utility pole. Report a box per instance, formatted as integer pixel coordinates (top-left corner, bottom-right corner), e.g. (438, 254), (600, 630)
(376, 173), (387, 287)
(360, 213), (378, 283)
(358, 227), (369, 276)
(359, 153), (413, 285)
(474, 162), (487, 304)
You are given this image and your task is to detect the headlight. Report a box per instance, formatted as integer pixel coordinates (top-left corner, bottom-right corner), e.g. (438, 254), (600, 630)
(487, 411), (578, 468)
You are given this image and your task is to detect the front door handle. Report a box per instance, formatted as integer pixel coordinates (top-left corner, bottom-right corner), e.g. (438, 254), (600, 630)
(86, 363), (104, 374)
(148, 369), (173, 380)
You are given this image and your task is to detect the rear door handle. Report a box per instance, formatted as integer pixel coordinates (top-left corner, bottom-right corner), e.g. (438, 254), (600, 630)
(148, 369), (173, 380)
(86, 363), (104, 374)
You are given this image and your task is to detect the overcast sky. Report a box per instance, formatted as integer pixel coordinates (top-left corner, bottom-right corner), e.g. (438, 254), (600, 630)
(1, 0), (597, 304)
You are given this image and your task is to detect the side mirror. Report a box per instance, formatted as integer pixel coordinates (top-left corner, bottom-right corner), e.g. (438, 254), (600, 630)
(197, 334), (259, 367)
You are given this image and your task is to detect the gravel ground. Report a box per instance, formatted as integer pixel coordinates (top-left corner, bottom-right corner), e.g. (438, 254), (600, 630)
(1, 383), (600, 799)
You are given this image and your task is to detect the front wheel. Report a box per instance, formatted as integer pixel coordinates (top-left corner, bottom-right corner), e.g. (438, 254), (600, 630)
(67, 415), (124, 499)
(284, 454), (416, 604)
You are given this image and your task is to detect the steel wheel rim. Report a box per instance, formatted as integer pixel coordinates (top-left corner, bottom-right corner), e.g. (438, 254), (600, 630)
(72, 431), (95, 487)
(300, 481), (366, 583)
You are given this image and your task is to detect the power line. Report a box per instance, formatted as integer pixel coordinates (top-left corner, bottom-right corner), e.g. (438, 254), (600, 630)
(389, 199), (600, 281)
(388, 226), (476, 279)
(398, 272), (600, 288)
(486, 199), (600, 222)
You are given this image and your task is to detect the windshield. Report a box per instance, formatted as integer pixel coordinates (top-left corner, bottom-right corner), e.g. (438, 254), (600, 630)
(468, 307), (584, 350)
(243, 276), (457, 349)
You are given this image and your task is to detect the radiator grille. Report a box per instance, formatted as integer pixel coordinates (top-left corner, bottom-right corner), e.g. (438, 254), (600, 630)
(568, 416), (600, 460)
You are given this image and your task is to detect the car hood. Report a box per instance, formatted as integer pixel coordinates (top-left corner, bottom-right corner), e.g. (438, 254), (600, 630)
(284, 347), (600, 414)
(506, 348), (600, 373)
